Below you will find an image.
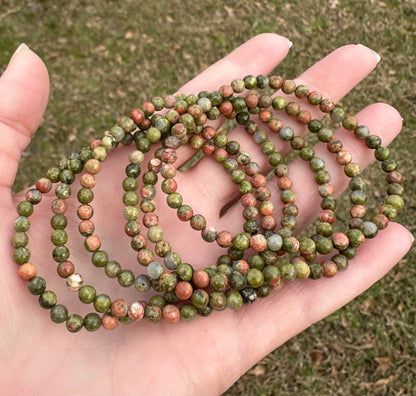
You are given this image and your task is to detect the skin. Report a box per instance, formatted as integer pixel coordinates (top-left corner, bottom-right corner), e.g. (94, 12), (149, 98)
(0, 34), (412, 395)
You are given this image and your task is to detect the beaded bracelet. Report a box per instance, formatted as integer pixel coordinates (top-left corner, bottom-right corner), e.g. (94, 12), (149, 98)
(12, 74), (404, 332)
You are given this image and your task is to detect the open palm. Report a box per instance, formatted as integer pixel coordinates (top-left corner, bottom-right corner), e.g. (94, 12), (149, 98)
(0, 34), (412, 396)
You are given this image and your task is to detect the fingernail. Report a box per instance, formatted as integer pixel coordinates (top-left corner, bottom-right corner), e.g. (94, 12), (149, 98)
(410, 233), (415, 244)
(13, 43), (30, 56)
(281, 36), (293, 48)
(357, 44), (381, 63)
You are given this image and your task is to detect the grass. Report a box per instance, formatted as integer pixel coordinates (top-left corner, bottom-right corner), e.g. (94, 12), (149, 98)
(1, 0), (415, 394)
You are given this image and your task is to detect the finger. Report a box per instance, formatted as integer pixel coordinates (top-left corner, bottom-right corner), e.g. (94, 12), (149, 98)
(233, 223), (413, 379)
(179, 33), (292, 94)
(177, 44), (381, 212)
(0, 45), (50, 195)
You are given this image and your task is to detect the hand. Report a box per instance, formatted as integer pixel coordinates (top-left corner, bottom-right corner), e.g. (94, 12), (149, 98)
(0, 34), (412, 396)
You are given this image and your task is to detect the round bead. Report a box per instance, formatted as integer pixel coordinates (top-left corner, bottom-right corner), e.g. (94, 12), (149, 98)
(66, 314), (84, 333)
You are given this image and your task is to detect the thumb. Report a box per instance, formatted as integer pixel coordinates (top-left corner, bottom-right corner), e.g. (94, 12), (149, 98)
(0, 44), (49, 201)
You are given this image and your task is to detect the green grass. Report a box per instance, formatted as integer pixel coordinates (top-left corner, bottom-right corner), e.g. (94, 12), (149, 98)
(1, 0), (415, 394)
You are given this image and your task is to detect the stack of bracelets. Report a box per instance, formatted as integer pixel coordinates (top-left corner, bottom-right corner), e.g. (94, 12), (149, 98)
(11, 74), (404, 332)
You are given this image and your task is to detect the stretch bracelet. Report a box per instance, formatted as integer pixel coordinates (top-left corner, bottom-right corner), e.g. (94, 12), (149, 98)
(12, 74), (404, 332)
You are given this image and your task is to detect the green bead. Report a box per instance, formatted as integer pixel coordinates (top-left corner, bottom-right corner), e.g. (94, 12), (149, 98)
(60, 169), (75, 185)
(349, 177), (366, 191)
(294, 261), (310, 279)
(281, 189), (296, 204)
(317, 128), (333, 142)
(55, 183), (71, 199)
(350, 190), (367, 204)
(360, 221), (378, 238)
(11, 232), (28, 248)
(149, 295), (166, 309)
(123, 191), (139, 206)
(263, 265), (280, 283)
(226, 291), (243, 310)
(118, 270), (135, 287)
(210, 273), (227, 291)
(342, 115), (358, 130)
(177, 263), (193, 281)
(280, 263), (297, 282)
(166, 193), (183, 208)
(94, 294), (111, 313)
(253, 129), (267, 144)
(256, 74), (269, 88)
(14, 216), (30, 232)
(309, 263), (323, 279)
(91, 250), (109, 268)
(164, 252), (182, 271)
(191, 289), (209, 308)
(123, 206), (139, 221)
(147, 225), (164, 243)
(13, 247), (30, 264)
(17, 201), (34, 217)
(308, 119), (322, 133)
(46, 167), (61, 182)
(316, 222), (333, 237)
(315, 237), (334, 254)
(344, 163), (361, 178)
(279, 126), (294, 141)
(231, 169), (245, 184)
(340, 246), (357, 260)
(238, 180), (253, 194)
(299, 238), (316, 255)
(51, 229), (68, 246)
(105, 260), (121, 278)
(78, 285), (96, 304)
(346, 229), (365, 247)
(330, 106), (345, 122)
(365, 135), (382, 149)
(387, 183), (404, 196)
(256, 285), (271, 298)
(190, 214), (206, 230)
(232, 233), (250, 251)
(180, 304), (198, 322)
(145, 305), (162, 322)
(300, 146), (315, 161)
(51, 214), (67, 229)
(123, 177), (139, 191)
(354, 125), (370, 140)
(50, 304), (68, 323)
(39, 290), (57, 309)
(209, 291), (227, 311)
(232, 96), (246, 111)
(84, 313), (101, 331)
(272, 96), (286, 110)
(386, 194), (404, 210)
(134, 274), (152, 292)
(332, 254), (349, 271)
(260, 140), (275, 154)
(229, 271), (246, 291)
(146, 127), (161, 143)
(243, 75), (257, 89)
(136, 137), (151, 153)
(52, 246), (70, 262)
(247, 268), (264, 288)
(310, 157), (325, 171)
(66, 314), (84, 333)
(28, 276), (46, 295)
(247, 255), (264, 270)
(125, 163), (141, 178)
(147, 261), (164, 280)
(374, 146), (390, 161)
